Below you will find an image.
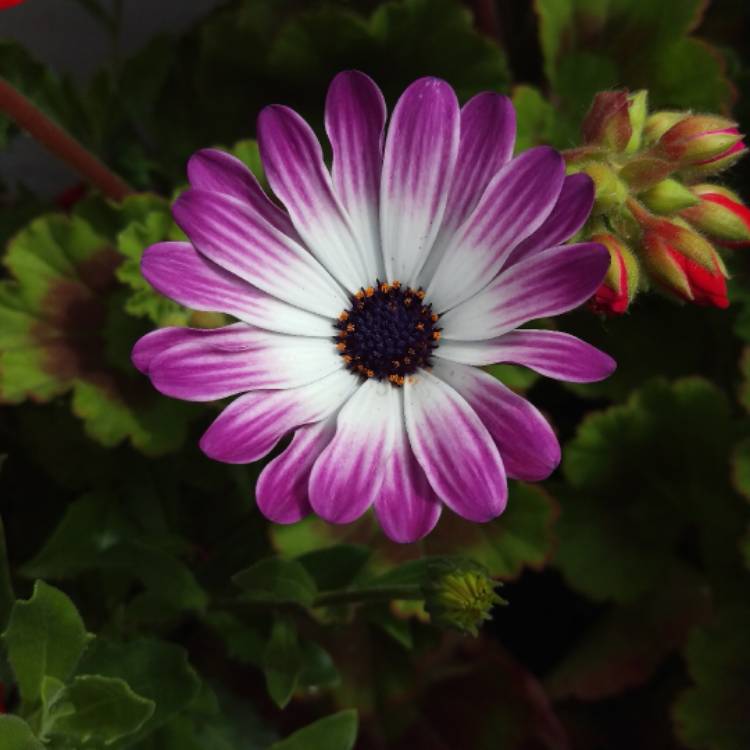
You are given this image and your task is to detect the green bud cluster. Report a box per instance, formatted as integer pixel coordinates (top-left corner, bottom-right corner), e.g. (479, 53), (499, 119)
(423, 558), (506, 636)
(567, 90), (749, 313)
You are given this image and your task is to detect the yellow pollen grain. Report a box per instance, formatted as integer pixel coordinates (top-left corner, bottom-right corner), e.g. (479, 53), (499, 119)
(431, 313), (439, 322)
(336, 342), (347, 351)
(392, 280), (401, 289)
(416, 322), (425, 331)
(366, 369), (375, 378)
(380, 282), (390, 293)
(432, 331), (442, 341)
(338, 311), (349, 322)
(365, 286), (375, 297)
(404, 297), (413, 306)
(416, 289), (426, 300)
(346, 323), (355, 332)
(343, 355), (353, 364)
(355, 290), (365, 300)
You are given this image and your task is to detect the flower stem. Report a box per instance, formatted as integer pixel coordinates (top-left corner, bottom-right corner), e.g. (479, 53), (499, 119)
(0, 76), (133, 201)
(313, 584), (424, 608)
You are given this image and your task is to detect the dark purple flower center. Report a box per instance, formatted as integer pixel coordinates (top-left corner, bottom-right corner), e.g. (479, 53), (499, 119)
(334, 281), (441, 386)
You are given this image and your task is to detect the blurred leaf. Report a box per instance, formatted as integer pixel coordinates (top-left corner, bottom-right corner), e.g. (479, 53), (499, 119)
(0, 715), (44, 750)
(268, 709), (358, 750)
(534, 0), (732, 136)
(230, 139), (265, 183)
(423, 483), (557, 579)
(45, 675), (154, 747)
(296, 545), (371, 591)
(2, 581), (91, 705)
(546, 569), (711, 700)
(233, 557), (317, 607)
(298, 641), (340, 690)
(75, 638), (201, 746)
(556, 377), (742, 603)
(673, 606), (750, 750)
(485, 362), (540, 392)
(263, 617), (302, 709)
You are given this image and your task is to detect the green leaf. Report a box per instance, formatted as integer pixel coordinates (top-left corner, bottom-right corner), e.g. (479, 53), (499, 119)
(673, 606), (750, 750)
(2, 581), (91, 705)
(298, 641), (340, 690)
(233, 557), (318, 607)
(296, 545), (371, 591)
(0, 715), (45, 750)
(555, 378), (743, 603)
(268, 710), (358, 750)
(230, 139), (266, 184)
(423, 483), (557, 579)
(546, 569), (711, 700)
(45, 675), (155, 746)
(75, 639), (200, 747)
(263, 617), (302, 709)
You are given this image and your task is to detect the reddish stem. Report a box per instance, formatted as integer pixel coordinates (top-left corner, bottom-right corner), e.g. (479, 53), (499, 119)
(0, 76), (133, 202)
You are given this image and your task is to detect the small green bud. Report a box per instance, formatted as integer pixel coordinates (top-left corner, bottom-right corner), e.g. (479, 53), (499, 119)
(643, 111), (686, 144)
(578, 162), (628, 213)
(624, 90), (648, 154)
(639, 178), (700, 214)
(424, 559), (506, 637)
(581, 90), (632, 152)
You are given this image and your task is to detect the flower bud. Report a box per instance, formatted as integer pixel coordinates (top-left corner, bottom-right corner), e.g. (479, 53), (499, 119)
(642, 229), (728, 308)
(424, 559), (506, 636)
(577, 162), (628, 214)
(680, 184), (750, 247)
(680, 136), (748, 179)
(589, 233), (640, 315)
(655, 115), (743, 167)
(582, 90), (632, 152)
(639, 178), (700, 214)
(643, 111), (686, 144)
(619, 155), (675, 192)
(624, 90), (648, 154)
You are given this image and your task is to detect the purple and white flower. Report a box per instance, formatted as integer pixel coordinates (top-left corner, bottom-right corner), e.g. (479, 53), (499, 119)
(133, 71), (615, 543)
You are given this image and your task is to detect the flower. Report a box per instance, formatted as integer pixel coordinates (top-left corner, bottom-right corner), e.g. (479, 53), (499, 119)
(133, 72), (615, 543)
(588, 233), (639, 315)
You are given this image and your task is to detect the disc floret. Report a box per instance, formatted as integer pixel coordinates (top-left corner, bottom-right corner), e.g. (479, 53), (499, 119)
(334, 280), (441, 386)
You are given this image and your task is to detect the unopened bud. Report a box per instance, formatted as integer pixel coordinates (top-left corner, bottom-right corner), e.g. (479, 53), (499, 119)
(643, 111), (686, 144)
(424, 559), (506, 637)
(642, 229), (728, 308)
(681, 184), (750, 247)
(589, 233), (640, 315)
(635, 212), (719, 272)
(679, 136), (748, 179)
(639, 178), (700, 214)
(655, 115), (743, 167)
(619, 155), (675, 191)
(624, 90), (648, 154)
(577, 162), (628, 214)
(582, 90), (632, 152)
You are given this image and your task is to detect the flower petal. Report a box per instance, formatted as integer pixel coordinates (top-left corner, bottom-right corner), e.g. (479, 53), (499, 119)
(132, 326), (191, 375)
(439, 329), (615, 382)
(380, 77), (460, 284)
(503, 173), (595, 268)
(432, 359), (560, 481)
(187, 148), (297, 237)
(258, 104), (372, 289)
(200, 369), (358, 464)
(404, 369), (506, 522)
(325, 70), (386, 280)
(309, 379), (399, 524)
(173, 189), (348, 318)
(141, 242), (334, 337)
(440, 242), (610, 341)
(256, 416), (337, 524)
(418, 92), (515, 286)
(426, 146), (566, 312)
(374, 390), (442, 543)
(147, 325), (342, 401)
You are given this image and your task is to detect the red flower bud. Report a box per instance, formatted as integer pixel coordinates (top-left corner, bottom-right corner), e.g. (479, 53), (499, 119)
(582, 91), (632, 152)
(588, 233), (639, 315)
(655, 115), (745, 173)
(642, 230), (728, 308)
(681, 185), (750, 248)
(0, 0), (26, 8)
